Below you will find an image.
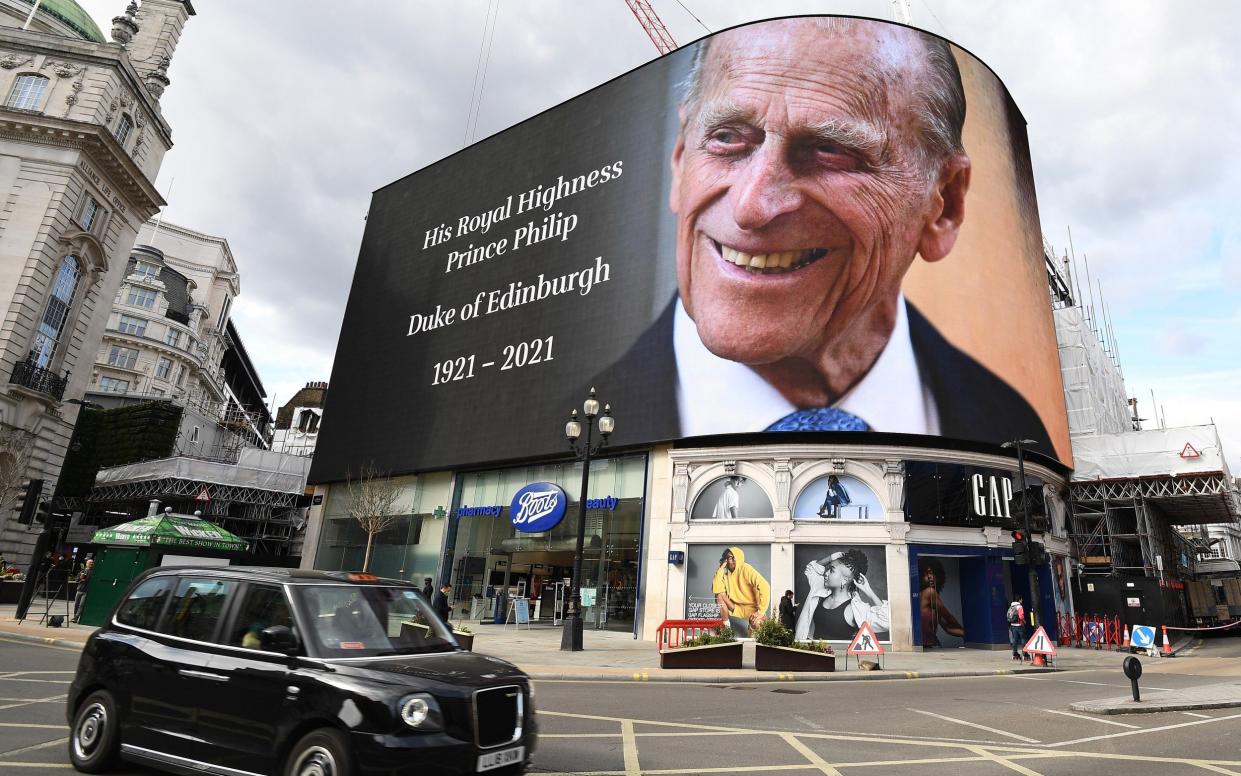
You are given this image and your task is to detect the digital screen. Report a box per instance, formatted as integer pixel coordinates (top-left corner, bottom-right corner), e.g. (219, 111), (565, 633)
(312, 16), (1070, 482)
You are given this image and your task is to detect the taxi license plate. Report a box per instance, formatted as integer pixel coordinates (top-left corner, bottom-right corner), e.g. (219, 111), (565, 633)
(477, 745), (524, 772)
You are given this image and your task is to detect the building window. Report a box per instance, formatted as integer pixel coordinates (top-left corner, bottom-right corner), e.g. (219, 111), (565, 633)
(189, 426), (200, 443)
(6, 74), (49, 111)
(107, 345), (138, 370)
(150, 388), (165, 397)
(163, 328), (181, 348)
(155, 356), (172, 379)
(218, 296), (231, 328)
(134, 261), (159, 280)
(30, 256), (82, 369)
(297, 410), (321, 433)
(127, 286), (156, 309)
(78, 196), (102, 232)
(117, 314), (147, 336)
(176, 364), (187, 386)
(114, 114), (133, 145)
(99, 376), (129, 393)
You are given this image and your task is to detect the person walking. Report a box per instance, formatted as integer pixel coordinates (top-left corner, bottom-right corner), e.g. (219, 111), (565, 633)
(1007, 593), (1026, 661)
(432, 583), (453, 624)
(421, 577), (434, 600)
(72, 559), (94, 623)
(779, 590), (797, 631)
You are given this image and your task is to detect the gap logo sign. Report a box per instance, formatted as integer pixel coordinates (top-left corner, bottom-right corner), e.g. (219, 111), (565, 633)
(510, 482), (567, 533)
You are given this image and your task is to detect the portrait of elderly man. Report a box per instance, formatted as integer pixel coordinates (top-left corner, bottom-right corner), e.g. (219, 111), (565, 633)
(596, 17), (1053, 448)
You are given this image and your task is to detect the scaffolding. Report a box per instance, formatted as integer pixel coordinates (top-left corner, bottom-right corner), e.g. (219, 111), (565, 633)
(84, 449), (311, 558)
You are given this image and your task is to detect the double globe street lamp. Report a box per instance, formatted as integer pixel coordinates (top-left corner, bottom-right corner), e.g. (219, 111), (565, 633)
(561, 387), (615, 651)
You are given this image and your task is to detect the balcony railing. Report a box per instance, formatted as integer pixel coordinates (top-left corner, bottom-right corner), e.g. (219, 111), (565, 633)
(10, 353), (68, 401)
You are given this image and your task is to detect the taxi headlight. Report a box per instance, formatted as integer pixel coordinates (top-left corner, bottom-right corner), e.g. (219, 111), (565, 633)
(399, 693), (442, 730)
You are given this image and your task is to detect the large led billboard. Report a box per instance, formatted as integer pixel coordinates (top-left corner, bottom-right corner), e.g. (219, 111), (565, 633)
(311, 15), (1070, 482)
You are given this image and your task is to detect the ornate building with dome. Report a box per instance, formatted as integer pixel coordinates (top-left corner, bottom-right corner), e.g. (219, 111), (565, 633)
(0, 0), (194, 566)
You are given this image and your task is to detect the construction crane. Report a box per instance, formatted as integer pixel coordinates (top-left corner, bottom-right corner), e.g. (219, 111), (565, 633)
(624, 0), (677, 55)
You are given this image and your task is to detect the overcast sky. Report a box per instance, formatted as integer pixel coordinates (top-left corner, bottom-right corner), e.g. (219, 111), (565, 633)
(76, 1), (1241, 473)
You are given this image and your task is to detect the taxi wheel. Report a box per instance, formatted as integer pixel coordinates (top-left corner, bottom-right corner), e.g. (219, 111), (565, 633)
(68, 690), (119, 773)
(284, 728), (354, 776)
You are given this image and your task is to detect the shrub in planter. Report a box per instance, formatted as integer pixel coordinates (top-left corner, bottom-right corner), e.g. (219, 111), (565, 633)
(659, 626), (743, 670)
(452, 625), (475, 651)
(754, 620), (836, 672)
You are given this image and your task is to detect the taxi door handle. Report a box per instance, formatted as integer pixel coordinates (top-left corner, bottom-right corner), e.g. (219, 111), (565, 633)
(177, 668), (229, 682)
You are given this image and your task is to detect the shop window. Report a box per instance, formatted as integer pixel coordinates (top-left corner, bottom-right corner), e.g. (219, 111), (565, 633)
(6, 74), (48, 111)
(793, 474), (883, 520)
(689, 475), (773, 520)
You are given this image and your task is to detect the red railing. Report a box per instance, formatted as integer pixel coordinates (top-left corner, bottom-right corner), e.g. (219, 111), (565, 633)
(655, 618), (725, 651)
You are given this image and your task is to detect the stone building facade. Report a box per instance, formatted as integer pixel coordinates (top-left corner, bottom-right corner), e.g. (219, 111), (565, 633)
(0, 0), (194, 565)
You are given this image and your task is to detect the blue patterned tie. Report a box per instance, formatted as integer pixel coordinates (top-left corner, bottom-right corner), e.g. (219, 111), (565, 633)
(765, 407), (870, 432)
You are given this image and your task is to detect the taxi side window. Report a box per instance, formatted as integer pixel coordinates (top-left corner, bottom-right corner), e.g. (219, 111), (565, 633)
(158, 577), (234, 642)
(229, 584), (295, 650)
(116, 576), (175, 630)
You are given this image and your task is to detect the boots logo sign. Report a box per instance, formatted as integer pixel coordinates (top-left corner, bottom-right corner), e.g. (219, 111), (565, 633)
(510, 482), (567, 533)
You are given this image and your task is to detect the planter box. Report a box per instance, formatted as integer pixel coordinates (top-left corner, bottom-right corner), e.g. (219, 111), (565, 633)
(453, 632), (475, 651)
(658, 641), (743, 670)
(755, 644), (836, 672)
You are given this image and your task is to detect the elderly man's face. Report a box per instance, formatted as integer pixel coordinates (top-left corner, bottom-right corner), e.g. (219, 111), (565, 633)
(670, 21), (969, 373)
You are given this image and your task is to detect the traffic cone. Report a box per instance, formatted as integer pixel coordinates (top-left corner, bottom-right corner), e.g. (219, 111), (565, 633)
(1161, 625), (1174, 657)
(1121, 625), (1130, 649)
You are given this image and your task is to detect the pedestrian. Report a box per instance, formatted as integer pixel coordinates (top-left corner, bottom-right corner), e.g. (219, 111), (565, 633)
(432, 583), (453, 624)
(72, 558), (94, 623)
(779, 589), (797, 631)
(1006, 593), (1026, 661)
(421, 577), (433, 600)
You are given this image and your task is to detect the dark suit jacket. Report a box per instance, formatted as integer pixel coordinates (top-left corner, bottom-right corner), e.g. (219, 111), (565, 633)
(584, 299), (1053, 452)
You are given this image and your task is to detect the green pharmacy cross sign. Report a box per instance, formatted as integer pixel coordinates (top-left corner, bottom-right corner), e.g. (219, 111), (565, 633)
(91, 512), (248, 552)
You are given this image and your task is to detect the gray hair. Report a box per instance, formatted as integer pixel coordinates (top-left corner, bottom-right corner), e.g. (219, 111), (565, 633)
(680, 21), (966, 173)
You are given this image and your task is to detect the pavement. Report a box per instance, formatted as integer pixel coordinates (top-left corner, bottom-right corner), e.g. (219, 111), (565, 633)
(2, 599), (1220, 696)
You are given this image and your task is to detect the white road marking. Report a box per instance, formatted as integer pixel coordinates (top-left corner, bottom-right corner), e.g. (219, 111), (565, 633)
(907, 708), (1040, 744)
(780, 731), (844, 775)
(793, 713), (824, 731)
(0, 736), (68, 758)
(1047, 711), (1241, 747)
(1182, 712), (1212, 719)
(1013, 676), (1176, 691)
(1041, 709), (1140, 728)
(620, 720), (640, 776)
(0, 694), (66, 711)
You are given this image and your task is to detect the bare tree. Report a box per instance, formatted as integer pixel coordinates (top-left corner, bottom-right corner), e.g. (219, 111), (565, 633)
(344, 464), (406, 573)
(0, 424), (34, 536)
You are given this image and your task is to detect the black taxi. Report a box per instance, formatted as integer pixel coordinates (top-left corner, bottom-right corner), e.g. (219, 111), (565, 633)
(66, 567), (535, 776)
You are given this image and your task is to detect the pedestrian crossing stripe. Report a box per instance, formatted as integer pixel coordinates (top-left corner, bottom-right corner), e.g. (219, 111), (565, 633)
(1023, 625), (1056, 656)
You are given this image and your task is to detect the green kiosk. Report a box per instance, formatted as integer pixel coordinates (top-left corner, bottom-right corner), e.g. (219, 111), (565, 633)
(78, 508), (248, 626)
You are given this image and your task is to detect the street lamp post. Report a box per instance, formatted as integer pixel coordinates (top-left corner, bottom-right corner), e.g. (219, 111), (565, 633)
(1002, 438), (1040, 627)
(561, 387), (614, 652)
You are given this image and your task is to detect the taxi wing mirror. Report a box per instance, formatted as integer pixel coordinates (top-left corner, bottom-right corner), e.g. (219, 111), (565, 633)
(260, 625), (300, 656)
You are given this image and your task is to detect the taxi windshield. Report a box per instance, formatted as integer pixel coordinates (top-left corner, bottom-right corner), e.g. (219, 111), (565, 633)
(296, 585), (457, 658)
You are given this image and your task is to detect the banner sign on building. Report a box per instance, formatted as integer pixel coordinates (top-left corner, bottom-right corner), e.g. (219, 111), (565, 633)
(904, 461), (1046, 529)
(509, 482), (567, 533)
(311, 15), (1071, 482)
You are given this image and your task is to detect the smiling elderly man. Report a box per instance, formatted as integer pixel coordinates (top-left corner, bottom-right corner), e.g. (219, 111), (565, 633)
(598, 17), (1051, 448)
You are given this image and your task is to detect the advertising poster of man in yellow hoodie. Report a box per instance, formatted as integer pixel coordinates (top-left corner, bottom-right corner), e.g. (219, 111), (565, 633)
(685, 544), (772, 637)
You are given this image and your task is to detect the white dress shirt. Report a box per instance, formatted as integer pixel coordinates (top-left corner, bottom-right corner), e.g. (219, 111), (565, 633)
(674, 295), (940, 435)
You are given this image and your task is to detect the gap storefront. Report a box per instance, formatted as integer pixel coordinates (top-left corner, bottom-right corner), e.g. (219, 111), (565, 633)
(443, 454), (648, 634)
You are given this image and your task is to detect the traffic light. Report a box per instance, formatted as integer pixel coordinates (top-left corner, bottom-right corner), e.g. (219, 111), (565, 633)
(14, 478), (43, 525)
(1011, 530), (1029, 564)
(1030, 541), (1047, 567)
(36, 500), (53, 526)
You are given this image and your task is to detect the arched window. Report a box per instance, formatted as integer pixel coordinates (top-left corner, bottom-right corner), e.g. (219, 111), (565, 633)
(31, 256), (82, 368)
(6, 74), (49, 111)
(114, 113), (133, 145)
